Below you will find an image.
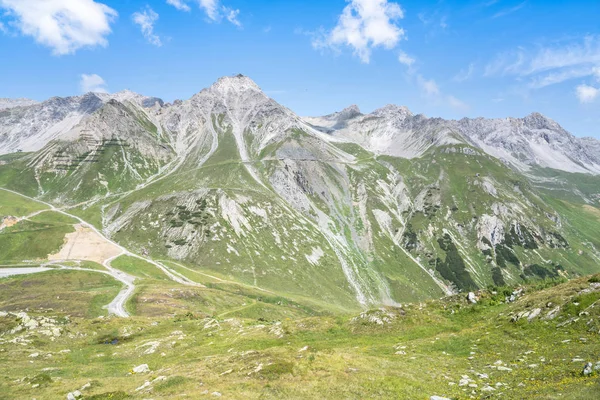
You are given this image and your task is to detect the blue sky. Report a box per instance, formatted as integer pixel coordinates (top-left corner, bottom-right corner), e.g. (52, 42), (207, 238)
(1, 0), (600, 137)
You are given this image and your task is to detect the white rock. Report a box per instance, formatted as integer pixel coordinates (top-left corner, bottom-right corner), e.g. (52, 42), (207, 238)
(527, 308), (542, 321)
(583, 362), (593, 376)
(135, 381), (151, 392)
(467, 292), (477, 304)
(132, 364), (150, 374)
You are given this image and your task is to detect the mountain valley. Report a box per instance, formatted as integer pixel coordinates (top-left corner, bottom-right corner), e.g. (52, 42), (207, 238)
(1, 75), (599, 399)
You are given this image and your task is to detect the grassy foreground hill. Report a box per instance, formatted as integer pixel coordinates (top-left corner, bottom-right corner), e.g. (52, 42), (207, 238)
(0, 274), (599, 399)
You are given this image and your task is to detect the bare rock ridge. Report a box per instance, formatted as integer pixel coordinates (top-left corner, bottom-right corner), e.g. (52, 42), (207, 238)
(0, 98), (39, 110)
(306, 104), (600, 175)
(1, 74), (598, 175)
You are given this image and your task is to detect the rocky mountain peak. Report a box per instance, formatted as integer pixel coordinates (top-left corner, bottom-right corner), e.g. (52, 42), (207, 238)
(209, 74), (262, 95)
(523, 112), (561, 131)
(372, 104), (413, 119)
(338, 105), (362, 119)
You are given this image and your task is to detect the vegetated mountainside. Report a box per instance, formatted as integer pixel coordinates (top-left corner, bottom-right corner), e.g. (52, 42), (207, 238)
(1, 75), (600, 312)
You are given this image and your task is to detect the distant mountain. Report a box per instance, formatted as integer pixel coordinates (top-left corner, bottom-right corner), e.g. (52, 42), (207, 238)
(0, 91), (164, 155)
(1, 75), (599, 310)
(0, 98), (38, 110)
(305, 107), (600, 174)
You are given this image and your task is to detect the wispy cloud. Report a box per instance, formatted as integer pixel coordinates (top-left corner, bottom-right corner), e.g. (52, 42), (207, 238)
(486, 35), (600, 104)
(485, 35), (600, 87)
(398, 50), (415, 67)
(223, 7), (241, 27)
(312, 0), (406, 64)
(394, 46), (467, 111)
(492, 1), (527, 18)
(454, 63), (475, 82)
(0, 0), (117, 55)
(447, 95), (469, 111)
(166, 0), (190, 12)
(166, 0), (241, 26)
(133, 7), (162, 47)
(80, 74), (108, 93)
(416, 74), (469, 111)
(417, 75), (440, 96)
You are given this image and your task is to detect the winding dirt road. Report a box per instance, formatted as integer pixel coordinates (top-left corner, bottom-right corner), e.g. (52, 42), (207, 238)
(0, 187), (201, 318)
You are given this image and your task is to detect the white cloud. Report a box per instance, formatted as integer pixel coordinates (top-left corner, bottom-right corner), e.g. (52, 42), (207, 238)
(528, 67), (592, 89)
(198, 0), (219, 20)
(440, 16), (448, 29)
(223, 7), (241, 27)
(166, 0), (191, 12)
(80, 74), (108, 93)
(0, 21), (5, 33)
(313, 0), (406, 63)
(576, 84), (599, 104)
(133, 7), (162, 47)
(166, 0), (241, 26)
(0, 0), (117, 55)
(417, 75), (440, 96)
(454, 63), (474, 82)
(447, 95), (469, 111)
(397, 50), (415, 67)
(416, 74), (469, 111)
(492, 1), (526, 18)
(485, 36), (600, 90)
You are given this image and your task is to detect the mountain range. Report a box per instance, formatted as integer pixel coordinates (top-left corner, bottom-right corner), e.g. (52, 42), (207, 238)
(1, 75), (599, 311)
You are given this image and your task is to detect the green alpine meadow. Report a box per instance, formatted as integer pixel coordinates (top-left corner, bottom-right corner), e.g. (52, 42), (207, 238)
(1, 74), (599, 399)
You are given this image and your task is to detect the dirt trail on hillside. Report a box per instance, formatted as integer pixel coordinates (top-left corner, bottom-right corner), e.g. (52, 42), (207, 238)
(48, 224), (122, 263)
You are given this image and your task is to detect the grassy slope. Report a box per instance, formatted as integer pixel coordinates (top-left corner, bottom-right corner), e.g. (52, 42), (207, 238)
(0, 276), (598, 399)
(0, 269), (121, 317)
(529, 167), (600, 204)
(0, 190), (48, 217)
(0, 218), (74, 263)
